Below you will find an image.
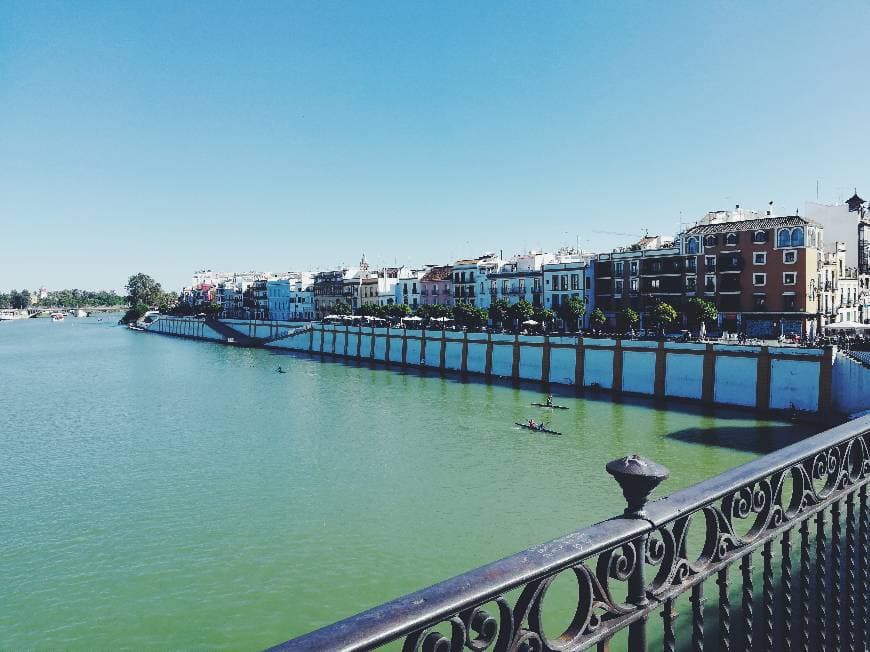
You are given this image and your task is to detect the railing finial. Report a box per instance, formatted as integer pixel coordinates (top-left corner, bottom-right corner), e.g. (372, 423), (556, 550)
(606, 455), (670, 518)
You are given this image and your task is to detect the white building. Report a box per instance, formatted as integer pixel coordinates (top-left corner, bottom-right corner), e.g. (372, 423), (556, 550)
(394, 269), (426, 309)
(210, 271), (268, 318)
(542, 250), (596, 326)
(818, 242), (862, 326)
(191, 270), (238, 288)
(216, 282), (247, 318)
(452, 253), (502, 309)
(860, 274), (870, 324)
(488, 252), (553, 308)
(804, 192), (868, 269)
(288, 278), (315, 320)
(267, 273), (314, 321)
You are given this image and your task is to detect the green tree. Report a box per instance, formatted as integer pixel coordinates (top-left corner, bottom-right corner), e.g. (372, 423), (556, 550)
(651, 302), (678, 329)
(685, 297), (718, 329)
(11, 289), (31, 309)
(533, 306), (556, 326)
(414, 304), (450, 319)
(559, 296), (586, 331)
(417, 303), (452, 321)
(382, 303), (411, 320)
(618, 307), (639, 332)
(453, 303), (487, 329)
(157, 292), (179, 313)
(125, 274), (162, 308)
(590, 307), (607, 329)
(488, 299), (510, 328)
(508, 299), (534, 328)
(121, 273), (163, 323)
(435, 304), (454, 319)
(358, 303), (385, 318)
(121, 304), (149, 324)
(332, 301), (352, 316)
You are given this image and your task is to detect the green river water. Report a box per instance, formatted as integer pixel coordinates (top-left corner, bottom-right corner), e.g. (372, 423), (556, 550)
(0, 316), (819, 649)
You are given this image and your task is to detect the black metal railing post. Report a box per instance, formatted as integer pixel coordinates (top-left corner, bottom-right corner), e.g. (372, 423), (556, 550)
(606, 455), (669, 650)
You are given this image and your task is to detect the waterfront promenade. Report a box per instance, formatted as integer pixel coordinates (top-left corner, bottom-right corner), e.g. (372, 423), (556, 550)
(144, 316), (870, 421)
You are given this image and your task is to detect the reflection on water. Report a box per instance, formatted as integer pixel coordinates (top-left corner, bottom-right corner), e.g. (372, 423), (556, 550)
(0, 317), (820, 649)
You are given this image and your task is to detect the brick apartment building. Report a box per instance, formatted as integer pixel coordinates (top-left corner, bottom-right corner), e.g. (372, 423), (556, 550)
(595, 211), (824, 337)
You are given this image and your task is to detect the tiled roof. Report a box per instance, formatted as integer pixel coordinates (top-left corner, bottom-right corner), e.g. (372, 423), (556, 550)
(683, 215), (818, 236)
(421, 266), (452, 282)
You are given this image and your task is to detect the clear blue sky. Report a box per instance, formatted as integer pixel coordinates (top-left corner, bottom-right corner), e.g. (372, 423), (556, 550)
(2, 1), (868, 292)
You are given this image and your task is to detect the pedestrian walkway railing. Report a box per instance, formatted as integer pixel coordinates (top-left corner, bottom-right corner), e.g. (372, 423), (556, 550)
(845, 349), (870, 368)
(269, 414), (870, 651)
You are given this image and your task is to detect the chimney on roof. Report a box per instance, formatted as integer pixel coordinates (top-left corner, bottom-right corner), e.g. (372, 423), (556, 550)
(766, 200), (774, 217)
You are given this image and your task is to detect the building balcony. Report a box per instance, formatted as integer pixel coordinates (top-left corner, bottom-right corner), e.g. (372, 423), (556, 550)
(641, 263), (683, 275)
(717, 260), (744, 272)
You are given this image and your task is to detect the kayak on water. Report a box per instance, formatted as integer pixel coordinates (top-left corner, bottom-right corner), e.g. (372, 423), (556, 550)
(530, 403), (569, 410)
(514, 422), (562, 435)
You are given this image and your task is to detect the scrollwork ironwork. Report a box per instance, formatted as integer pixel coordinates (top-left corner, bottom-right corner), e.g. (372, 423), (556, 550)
(272, 419), (870, 652)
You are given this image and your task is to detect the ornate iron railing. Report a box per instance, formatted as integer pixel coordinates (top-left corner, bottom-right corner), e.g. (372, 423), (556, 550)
(269, 415), (870, 651)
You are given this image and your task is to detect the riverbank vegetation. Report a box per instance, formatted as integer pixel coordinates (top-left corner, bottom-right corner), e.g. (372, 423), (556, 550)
(0, 289), (126, 310)
(120, 273), (165, 324)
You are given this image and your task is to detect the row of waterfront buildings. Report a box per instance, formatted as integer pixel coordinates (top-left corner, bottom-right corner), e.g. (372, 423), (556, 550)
(180, 193), (870, 338)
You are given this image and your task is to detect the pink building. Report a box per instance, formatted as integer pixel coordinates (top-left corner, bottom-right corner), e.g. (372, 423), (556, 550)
(420, 266), (453, 306)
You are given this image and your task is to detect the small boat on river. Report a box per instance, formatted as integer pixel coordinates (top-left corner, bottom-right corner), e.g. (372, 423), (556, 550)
(514, 422), (562, 435)
(0, 309), (28, 321)
(50, 312), (65, 322)
(530, 402), (569, 410)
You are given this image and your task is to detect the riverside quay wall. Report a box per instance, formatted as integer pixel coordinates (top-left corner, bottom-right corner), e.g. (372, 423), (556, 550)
(141, 317), (869, 418)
